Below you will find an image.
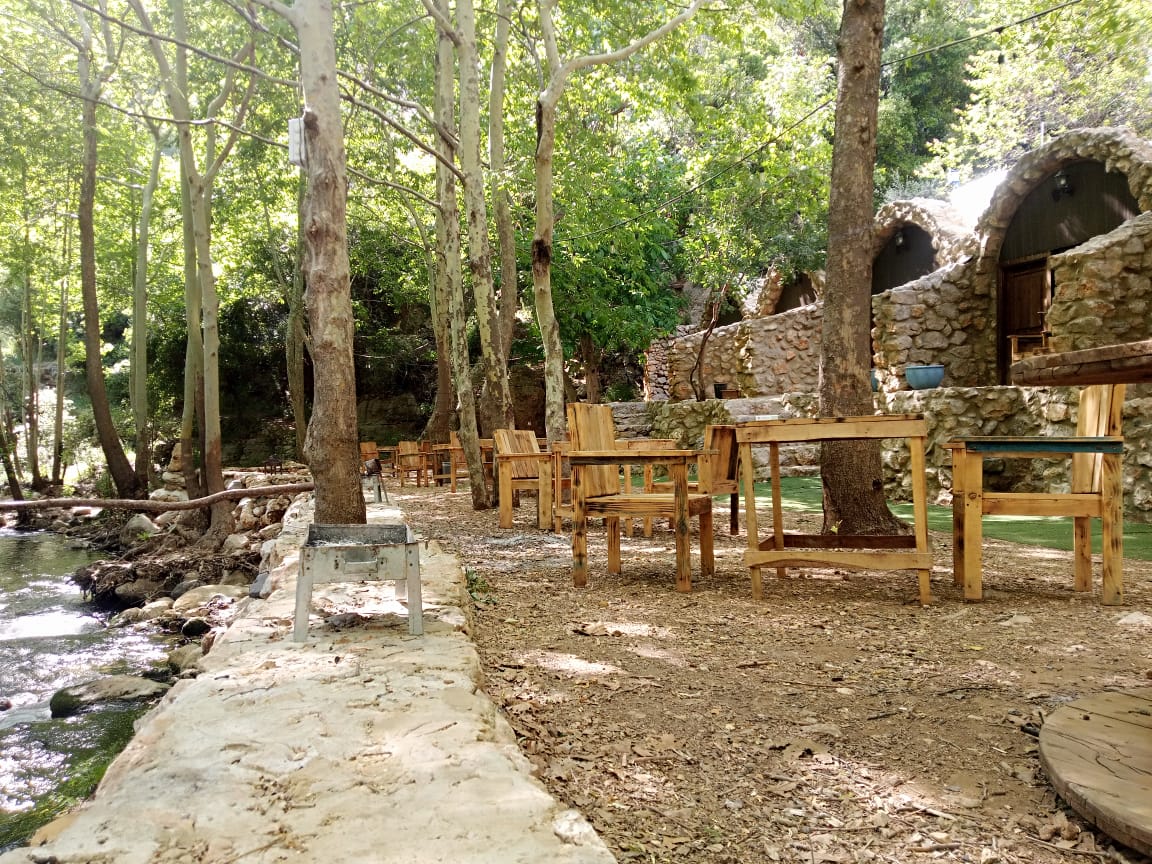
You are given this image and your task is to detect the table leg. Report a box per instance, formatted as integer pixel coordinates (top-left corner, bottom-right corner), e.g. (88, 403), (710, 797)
(740, 442), (762, 600)
(672, 462), (691, 593)
(958, 451), (985, 601)
(572, 467), (588, 587)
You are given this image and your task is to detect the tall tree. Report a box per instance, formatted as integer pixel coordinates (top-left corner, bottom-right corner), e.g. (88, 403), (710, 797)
(70, 0), (144, 499)
(818, 0), (903, 535)
(530, 0), (713, 442)
(128, 0), (255, 538)
(432, 0), (490, 508)
(248, 0), (366, 523)
(422, 0), (514, 437)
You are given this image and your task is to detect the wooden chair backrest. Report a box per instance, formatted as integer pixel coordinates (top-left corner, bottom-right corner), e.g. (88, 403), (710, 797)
(567, 403), (621, 498)
(360, 442), (378, 461)
(449, 430), (462, 448)
(699, 424), (739, 492)
(493, 429), (543, 479)
(1073, 383), (1125, 493)
(397, 440), (422, 467)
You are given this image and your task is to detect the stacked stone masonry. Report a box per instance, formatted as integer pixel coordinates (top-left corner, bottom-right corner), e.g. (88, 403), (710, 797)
(608, 386), (1152, 523)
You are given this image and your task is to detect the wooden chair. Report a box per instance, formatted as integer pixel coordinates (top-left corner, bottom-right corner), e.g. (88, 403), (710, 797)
(948, 384), (1125, 604)
(432, 431), (471, 491)
(567, 403), (714, 592)
(651, 424), (741, 535)
(616, 437), (677, 537)
(493, 429), (554, 530)
(359, 442), (379, 473)
(396, 441), (430, 487)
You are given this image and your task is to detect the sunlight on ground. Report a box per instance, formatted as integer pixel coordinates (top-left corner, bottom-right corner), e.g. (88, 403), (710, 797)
(515, 649), (628, 679)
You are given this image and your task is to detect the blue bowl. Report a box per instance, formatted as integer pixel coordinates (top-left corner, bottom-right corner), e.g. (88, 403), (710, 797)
(905, 364), (945, 389)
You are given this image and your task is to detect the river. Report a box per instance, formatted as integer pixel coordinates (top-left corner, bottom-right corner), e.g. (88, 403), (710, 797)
(0, 529), (170, 851)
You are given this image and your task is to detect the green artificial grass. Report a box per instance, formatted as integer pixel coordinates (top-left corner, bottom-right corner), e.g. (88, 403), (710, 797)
(755, 476), (1152, 561)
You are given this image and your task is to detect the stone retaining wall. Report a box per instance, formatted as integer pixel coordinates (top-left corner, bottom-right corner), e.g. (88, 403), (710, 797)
(607, 385), (1152, 521)
(1047, 211), (1152, 352)
(663, 305), (822, 400)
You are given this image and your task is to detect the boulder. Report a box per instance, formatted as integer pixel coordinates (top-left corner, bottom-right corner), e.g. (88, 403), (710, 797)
(167, 643), (204, 673)
(120, 514), (161, 547)
(222, 533), (250, 554)
(181, 618), (211, 638)
(50, 675), (170, 718)
(149, 488), (189, 503)
(170, 578), (204, 600)
(114, 579), (164, 605)
(171, 584), (249, 614)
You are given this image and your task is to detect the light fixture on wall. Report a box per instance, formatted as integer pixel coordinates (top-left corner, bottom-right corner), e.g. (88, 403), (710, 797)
(1051, 170), (1074, 201)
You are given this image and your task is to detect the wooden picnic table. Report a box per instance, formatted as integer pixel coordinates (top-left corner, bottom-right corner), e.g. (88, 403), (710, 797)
(734, 414), (934, 605)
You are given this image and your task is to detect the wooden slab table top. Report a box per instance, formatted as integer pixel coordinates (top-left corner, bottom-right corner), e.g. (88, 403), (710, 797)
(1039, 687), (1152, 857)
(734, 415), (933, 605)
(1011, 338), (1152, 385)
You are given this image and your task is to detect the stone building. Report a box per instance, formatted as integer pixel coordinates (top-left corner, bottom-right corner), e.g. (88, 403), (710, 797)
(637, 127), (1152, 518)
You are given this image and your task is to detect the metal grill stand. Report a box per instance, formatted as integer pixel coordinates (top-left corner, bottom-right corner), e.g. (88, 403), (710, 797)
(293, 523), (422, 641)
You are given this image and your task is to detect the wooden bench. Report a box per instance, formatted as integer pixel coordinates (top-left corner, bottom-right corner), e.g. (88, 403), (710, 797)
(947, 383), (1125, 604)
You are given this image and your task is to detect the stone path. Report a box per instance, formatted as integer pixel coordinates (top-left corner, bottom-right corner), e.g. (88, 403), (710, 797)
(1, 501), (615, 864)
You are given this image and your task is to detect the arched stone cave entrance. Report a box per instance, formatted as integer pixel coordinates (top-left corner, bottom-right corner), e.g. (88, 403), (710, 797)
(995, 160), (1141, 380)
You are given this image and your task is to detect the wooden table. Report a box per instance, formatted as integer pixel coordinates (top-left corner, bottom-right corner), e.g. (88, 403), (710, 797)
(1012, 338), (1152, 385)
(568, 449), (708, 593)
(735, 415), (934, 605)
(1039, 687), (1152, 857)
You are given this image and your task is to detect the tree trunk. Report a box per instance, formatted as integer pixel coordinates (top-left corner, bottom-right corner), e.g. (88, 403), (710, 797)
(531, 96), (568, 444)
(579, 333), (602, 404)
(296, 0), (366, 524)
(818, 0), (902, 536)
(489, 0), (518, 363)
(0, 358), (30, 528)
(76, 74), (142, 499)
(52, 200), (71, 486)
(131, 137), (162, 489)
(411, 199), (453, 445)
(435, 0), (490, 508)
(455, 0), (514, 435)
(177, 154), (205, 501)
(286, 175), (309, 461)
(189, 174), (234, 540)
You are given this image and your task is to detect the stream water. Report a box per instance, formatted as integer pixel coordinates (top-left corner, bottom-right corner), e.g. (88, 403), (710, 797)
(0, 530), (170, 851)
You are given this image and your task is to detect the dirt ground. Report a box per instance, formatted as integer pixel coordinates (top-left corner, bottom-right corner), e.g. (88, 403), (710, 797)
(394, 483), (1152, 864)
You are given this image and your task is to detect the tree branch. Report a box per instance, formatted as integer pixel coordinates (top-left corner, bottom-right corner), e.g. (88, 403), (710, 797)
(0, 482), (315, 512)
(562, 0), (714, 77)
(419, 0), (461, 46)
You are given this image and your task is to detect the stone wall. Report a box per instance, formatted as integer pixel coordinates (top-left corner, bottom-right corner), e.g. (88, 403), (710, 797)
(664, 304), (822, 400)
(608, 385), (1152, 522)
(873, 198), (976, 266)
(1046, 211), (1152, 352)
(871, 257), (996, 390)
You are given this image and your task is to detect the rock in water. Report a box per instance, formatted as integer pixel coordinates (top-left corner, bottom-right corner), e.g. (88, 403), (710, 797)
(50, 675), (170, 718)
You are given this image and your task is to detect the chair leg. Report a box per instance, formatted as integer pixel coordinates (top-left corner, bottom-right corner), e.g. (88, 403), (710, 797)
(498, 466), (514, 529)
(607, 517), (621, 575)
(572, 512), (588, 588)
(699, 505), (714, 578)
(537, 462), (553, 531)
(729, 493), (739, 535)
(1073, 517), (1092, 592)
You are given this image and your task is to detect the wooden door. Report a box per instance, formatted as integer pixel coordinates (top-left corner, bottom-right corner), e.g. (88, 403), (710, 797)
(999, 259), (1051, 380)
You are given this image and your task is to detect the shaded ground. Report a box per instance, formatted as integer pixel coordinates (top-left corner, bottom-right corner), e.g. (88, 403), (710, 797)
(396, 483), (1152, 864)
